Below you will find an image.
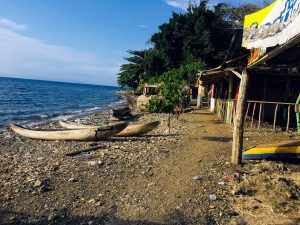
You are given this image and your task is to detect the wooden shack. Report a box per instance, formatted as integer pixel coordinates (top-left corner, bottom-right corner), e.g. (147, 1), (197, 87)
(197, 0), (300, 164)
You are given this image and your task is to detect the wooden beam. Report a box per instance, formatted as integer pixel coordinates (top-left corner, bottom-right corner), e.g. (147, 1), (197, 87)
(230, 70), (242, 79)
(232, 69), (249, 165)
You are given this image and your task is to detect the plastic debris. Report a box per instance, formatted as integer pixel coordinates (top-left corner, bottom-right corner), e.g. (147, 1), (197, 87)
(81, 151), (90, 156)
(209, 194), (217, 201)
(193, 175), (202, 181)
(88, 161), (97, 166)
(15, 136), (22, 141)
(37, 157), (44, 161)
(234, 172), (241, 178)
(218, 181), (225, 185)
(224, 175), (234, 182)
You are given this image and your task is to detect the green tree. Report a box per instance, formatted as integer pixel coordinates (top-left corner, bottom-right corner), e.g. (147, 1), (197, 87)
(117, 50), (146, 88)
(118, 1), (261, 90)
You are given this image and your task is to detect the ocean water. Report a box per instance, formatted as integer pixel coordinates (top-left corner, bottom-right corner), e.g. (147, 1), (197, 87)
(0, 77), (126, 129)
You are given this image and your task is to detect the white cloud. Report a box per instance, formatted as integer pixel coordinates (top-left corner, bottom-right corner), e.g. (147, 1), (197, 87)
(0, 28), (119, 85)
(165, 0), (191, 11)
(0, 18), (27, 31)
(136, 24), (147, 28)
(165, 0), (260, 10)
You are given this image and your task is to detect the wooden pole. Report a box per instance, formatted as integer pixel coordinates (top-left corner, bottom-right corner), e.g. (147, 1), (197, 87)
(286, 105), (291, 132)
(251, 103), (256, 127)
(245, 102), (250, 123)
(226, 74), (233, 124)
(168, 112), (171, 134)
(258, 103), (262, 129)
(232, 69), (249, 165)
(273, 104), (279, 131)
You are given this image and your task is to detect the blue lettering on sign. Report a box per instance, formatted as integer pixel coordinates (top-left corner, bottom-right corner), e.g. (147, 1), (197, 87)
(244, 0), (300, 43)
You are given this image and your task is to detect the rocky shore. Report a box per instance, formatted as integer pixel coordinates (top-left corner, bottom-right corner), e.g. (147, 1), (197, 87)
(1, 96), (300, 225)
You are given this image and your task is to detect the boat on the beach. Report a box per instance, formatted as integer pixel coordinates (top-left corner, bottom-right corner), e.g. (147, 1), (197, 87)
(10, 122), (128, 141)
(242, 141), (300, 160)
(58, 120), (160, 137)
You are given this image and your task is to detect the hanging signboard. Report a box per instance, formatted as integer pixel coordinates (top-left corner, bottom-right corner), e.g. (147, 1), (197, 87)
(242, 0), (300, 50)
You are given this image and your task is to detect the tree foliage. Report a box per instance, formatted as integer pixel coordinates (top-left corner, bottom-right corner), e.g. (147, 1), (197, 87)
(118, 1), (261, 88)
(146, 81), (183, 113)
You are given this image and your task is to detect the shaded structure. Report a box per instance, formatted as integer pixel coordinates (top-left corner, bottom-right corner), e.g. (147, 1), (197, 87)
(197, 0), (300, 164)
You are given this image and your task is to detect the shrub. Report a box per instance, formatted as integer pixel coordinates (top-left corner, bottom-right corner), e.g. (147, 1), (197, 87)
(146, 99), (173, 113)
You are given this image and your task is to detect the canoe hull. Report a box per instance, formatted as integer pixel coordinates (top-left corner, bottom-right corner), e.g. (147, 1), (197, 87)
(116, 121), (160, 137)
(59, 121), (160, 137)
(243, 141), (300, 160)
(10, 123), (128, 141)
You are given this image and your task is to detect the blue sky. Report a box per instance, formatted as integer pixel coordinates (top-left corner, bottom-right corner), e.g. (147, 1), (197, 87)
(0, 0), (261, 86)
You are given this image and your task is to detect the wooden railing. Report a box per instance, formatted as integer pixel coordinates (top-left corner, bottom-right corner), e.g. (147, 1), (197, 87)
(245, 100), (296, 132)
(216, 99), (297, 132)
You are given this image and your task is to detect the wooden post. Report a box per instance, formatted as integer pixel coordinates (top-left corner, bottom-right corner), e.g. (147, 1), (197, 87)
(286, 105), (291, 132)
(273, 104), (279, 131)
(258, 103), (262, 129)
(251, 103), (256, 127)
(245, 102), (250, 123)
(232, 69), (249, 165)
(210, 83), (216, 112)
(168, 112), (171, 134)
(226, 74), (233, 124)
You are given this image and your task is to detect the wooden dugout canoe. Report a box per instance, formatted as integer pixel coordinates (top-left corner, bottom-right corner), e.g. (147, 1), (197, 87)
(10, 122), (128, 141)
(242, 141), (300, 160)
(58, 120), (160, 137)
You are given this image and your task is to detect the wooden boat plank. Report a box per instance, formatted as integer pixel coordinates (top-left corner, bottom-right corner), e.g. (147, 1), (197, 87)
(11, 123), (127, 141)
(59, 121), (160, 137)
(242, 141), (300, 160)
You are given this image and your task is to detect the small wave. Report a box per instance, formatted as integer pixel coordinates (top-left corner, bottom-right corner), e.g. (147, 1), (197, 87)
(84, 106), (102, 112)
(108, 94), (128, 109)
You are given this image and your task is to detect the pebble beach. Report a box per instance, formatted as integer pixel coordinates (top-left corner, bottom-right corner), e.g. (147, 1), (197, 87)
(1, 94), (300, 225)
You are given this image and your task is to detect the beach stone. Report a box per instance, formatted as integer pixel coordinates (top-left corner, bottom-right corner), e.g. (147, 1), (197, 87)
(88, 161), (97, 166)
(209, 194), (217, 201)
(34, 179), (42, 187)
(48, 212), (59, 221)
(68, 177), (77, 182)
(193, 175), (202, 181)
(88, 198), (96, 203)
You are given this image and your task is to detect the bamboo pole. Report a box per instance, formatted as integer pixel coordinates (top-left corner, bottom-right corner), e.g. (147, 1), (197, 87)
(273, 104), (279, 131)
(286, 105), (291, 132)
(258, 103), (262, 129)
(232, 69), (249, 165)
(251, 103), (257, 127)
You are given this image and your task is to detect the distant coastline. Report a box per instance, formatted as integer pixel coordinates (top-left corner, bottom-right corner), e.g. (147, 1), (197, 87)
(0, 75), (118, 88)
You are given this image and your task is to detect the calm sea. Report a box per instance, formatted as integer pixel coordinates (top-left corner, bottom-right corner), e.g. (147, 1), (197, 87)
(0, 77), (126, 129)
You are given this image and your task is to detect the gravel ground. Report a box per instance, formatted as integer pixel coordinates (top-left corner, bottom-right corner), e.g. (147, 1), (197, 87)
(1, 102), (299, 225)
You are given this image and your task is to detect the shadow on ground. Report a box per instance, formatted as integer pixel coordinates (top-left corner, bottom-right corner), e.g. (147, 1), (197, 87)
(0, 209), (190, 225)
(201, 136), (232, 143)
